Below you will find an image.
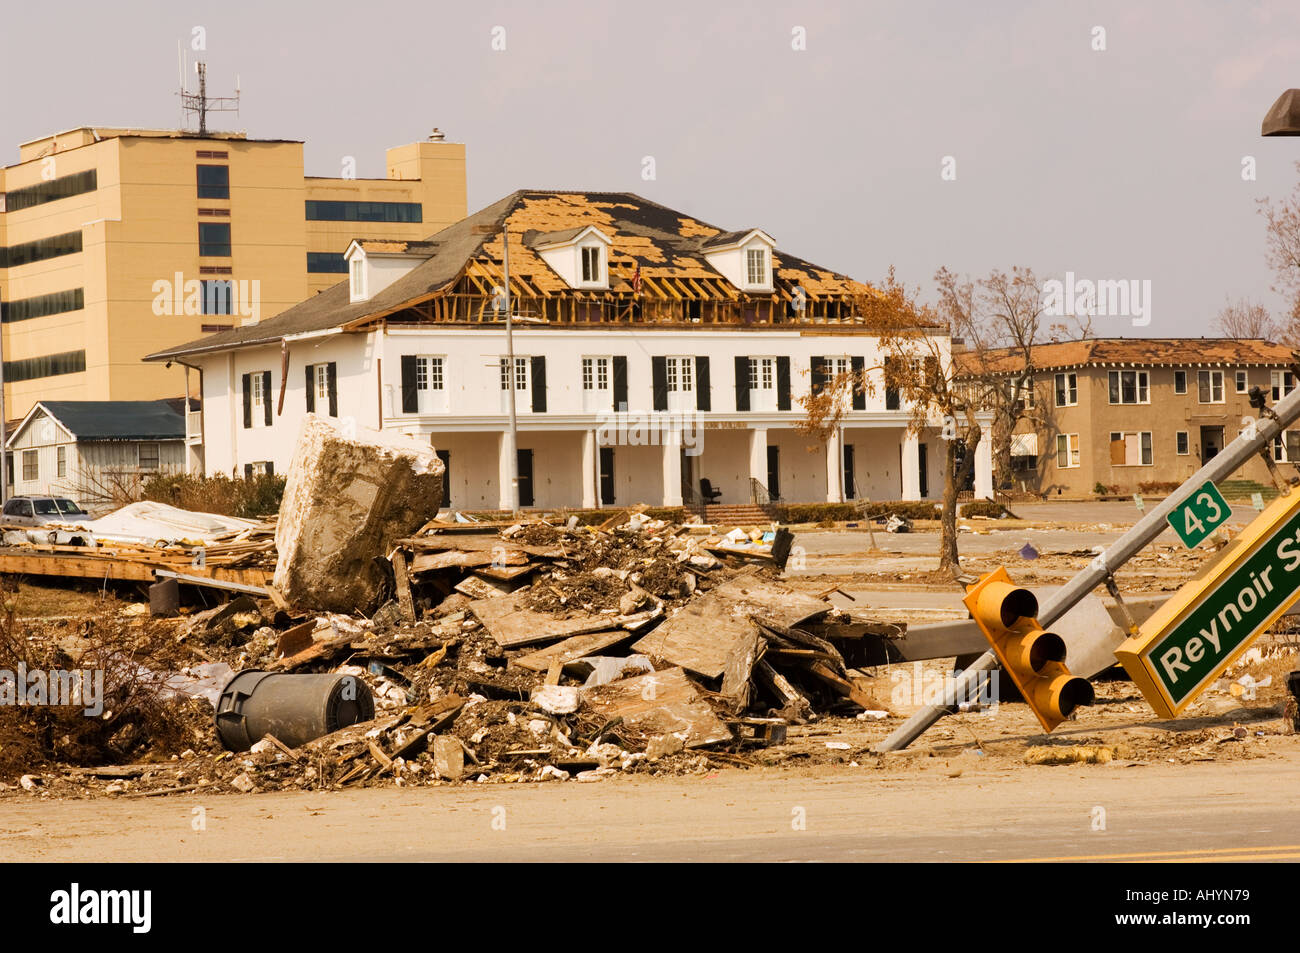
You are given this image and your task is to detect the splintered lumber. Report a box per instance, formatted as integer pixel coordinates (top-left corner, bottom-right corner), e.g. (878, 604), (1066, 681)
(631, 574), (830, 679)
(754, 660), (813, 721)
(402, 535), (564, 559)
(580, 667), (732, 749)
(718, 626), (763, 709)
(391, 550), (416, 624)
(411, 549), (529, 572)
(802, 660), (877, 710)
(513, 629), (636, 672)
(454, 573), (521, 600)
(0, 549), (271, 586)
(468, 589), (654, 648)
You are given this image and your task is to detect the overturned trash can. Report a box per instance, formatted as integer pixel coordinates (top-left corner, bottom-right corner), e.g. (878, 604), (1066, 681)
(214, 670), (374, 751)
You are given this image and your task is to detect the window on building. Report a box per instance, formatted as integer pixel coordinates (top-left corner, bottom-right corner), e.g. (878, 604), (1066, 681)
(580, 246), (602, 284)
(1174, 370), (1187, 394)
(1176, 431), (1189, 455)
(198, 223), (231, 257)
(2, 350), (86, 383)
(138, 442), (160, 470)
(1054, 372), (1078, 407)
(499, 356), (528, 391)
(1271, 432), (1300, 462)
(1108, 370), (1149, 404)
(22, 450), (38, 482)
(304, 200), (421, 222)
(746, 247), (768, 286)
(196, 165), (230, 199)
(666, 356), (694, 392)
(582, 357), (610, 391)
(1235, 370), (1248, 393)
(201, 279), (233, 315)
(251, 372), (266, 426)
(307, 252), (349, 273)
(1272, 370), (1296, 401)
(1056, 433), (1080, 469)
(748, 357), (775, 392)
(201, 324), (233, 333)
(350, 258), (365, 298)
(0, 288), (85, 324)
(56, 445), (67, 478)
(3, 169), (97, 212)
(1109, 431), (1153, 466)
(1197, 369), (1224, 404)
(312, 364), (330, 406)
(0, 231), (83, 268)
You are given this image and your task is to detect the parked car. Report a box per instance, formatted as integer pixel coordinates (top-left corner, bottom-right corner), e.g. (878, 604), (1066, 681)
(1, 495), (93, 544)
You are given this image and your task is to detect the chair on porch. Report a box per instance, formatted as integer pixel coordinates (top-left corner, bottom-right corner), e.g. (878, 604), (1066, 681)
(699, 478), (723, 503)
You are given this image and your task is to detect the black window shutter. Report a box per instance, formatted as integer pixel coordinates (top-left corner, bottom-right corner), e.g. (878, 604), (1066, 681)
(327, 362), (338, 417)
(695, 356), (711, 411)
(652, 356), (668, 411)
(777, 356), (791, 410)
(734, 356), (750, 411)
(244, 463), (253, 478)
(265, 461), (274, 477)
(885, 357), (900, 410)
(851, 356), (866, 410)
(304, 364), (316, 413)
(400, 355), (418, 413)
(612, 355), (628, 411)
(531, 356), (547, 412)
(810, 356), (827, 396)
(242, 374), (252, 429)
(262, 371), (273, 425)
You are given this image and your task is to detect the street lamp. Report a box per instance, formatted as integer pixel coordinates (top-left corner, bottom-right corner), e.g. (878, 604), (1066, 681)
(1262, 89), (1300, 136)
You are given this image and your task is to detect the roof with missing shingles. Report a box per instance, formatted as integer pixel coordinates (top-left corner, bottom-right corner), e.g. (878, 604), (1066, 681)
(958, 338), (1298, 375)
(145, 190), (874, 362)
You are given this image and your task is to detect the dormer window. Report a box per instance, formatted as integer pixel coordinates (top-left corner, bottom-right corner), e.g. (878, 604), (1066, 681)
(702, 228), (775, 292)
(350, 257), (365, 300)
(581, 245), (602, 284)
(527, 226), (613, 290)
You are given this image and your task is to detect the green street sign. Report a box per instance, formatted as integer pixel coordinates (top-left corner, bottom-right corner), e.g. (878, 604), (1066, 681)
(1118, 489), (1300, 717)
(1166, 480), (1230, 549)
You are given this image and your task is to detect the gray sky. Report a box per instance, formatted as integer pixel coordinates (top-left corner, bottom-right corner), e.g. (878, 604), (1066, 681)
(4, 0), (1299, 336)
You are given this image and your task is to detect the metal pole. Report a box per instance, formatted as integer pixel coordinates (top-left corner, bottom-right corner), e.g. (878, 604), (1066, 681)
(876, 380), (1300, 752)
(502, 227), (520, 517)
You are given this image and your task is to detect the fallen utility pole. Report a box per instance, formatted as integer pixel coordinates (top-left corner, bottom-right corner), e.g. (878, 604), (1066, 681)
(876, 375), (1300, 752)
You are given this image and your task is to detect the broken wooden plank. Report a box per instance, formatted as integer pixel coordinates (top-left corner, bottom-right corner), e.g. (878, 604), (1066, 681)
(803, 660), (877, 710)
(631, 575), (829, 679)
(754, 660), (812, 721)
(453, 573), (519, 600)
(274, 619), (318, 659)
(411, 549), (529, 572)
(580, 667), (732, 749)
(469, 590), (653, 649)
(391, 550), (416, 624)
(513, 628), (636, 672)
(718, 626), (762, 709)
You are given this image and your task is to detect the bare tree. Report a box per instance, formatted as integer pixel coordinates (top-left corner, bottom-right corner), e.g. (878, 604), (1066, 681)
(935, 266), (1070, 489)
(1260, 163), (1300, 345)
(1214, 297), (1276, 341)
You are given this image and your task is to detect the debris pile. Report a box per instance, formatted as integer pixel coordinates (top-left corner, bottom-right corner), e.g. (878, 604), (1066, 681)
(5, 505), (906, 795)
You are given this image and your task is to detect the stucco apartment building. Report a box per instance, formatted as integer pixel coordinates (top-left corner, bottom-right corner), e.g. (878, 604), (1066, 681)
(979, 338), (1298, 498)
(147, 190), (993, 511)
(0, 125), (466, 420)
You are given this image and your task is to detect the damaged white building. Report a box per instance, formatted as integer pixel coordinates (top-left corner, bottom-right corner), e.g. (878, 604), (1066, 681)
(146, 190), (991, 512)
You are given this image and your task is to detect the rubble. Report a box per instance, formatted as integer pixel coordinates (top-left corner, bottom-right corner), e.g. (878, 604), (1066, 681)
(272, 414), (445, 612)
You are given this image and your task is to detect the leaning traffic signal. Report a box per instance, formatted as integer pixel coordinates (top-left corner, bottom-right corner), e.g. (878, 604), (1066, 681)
(963, 567), (1094, 732)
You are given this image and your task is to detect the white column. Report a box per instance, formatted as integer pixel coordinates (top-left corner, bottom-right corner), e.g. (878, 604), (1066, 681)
(825, 428), (842, 503)
(497, 431), (514, 511)
(975, 421), (994, 500)
(901, 430), (921, 501)
(662, 432), (683, 506)
(748, 428), (767, 502)
(581, 430), (598, 509)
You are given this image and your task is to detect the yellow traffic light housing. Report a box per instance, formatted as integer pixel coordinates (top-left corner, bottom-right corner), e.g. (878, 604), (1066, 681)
(963, 567), (1095, 732)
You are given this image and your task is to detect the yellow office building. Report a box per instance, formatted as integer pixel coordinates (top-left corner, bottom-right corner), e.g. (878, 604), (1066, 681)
(0, 127), (467, 418)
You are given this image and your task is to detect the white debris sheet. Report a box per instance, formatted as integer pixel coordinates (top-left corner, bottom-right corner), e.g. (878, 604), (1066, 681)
(84, 501), (265, 547)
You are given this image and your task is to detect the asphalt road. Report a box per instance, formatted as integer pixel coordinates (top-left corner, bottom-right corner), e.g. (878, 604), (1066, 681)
(6, 759), (1298, 862)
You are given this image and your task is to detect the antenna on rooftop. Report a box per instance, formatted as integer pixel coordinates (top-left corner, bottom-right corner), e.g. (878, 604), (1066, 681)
(178, 59), (240, 136)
